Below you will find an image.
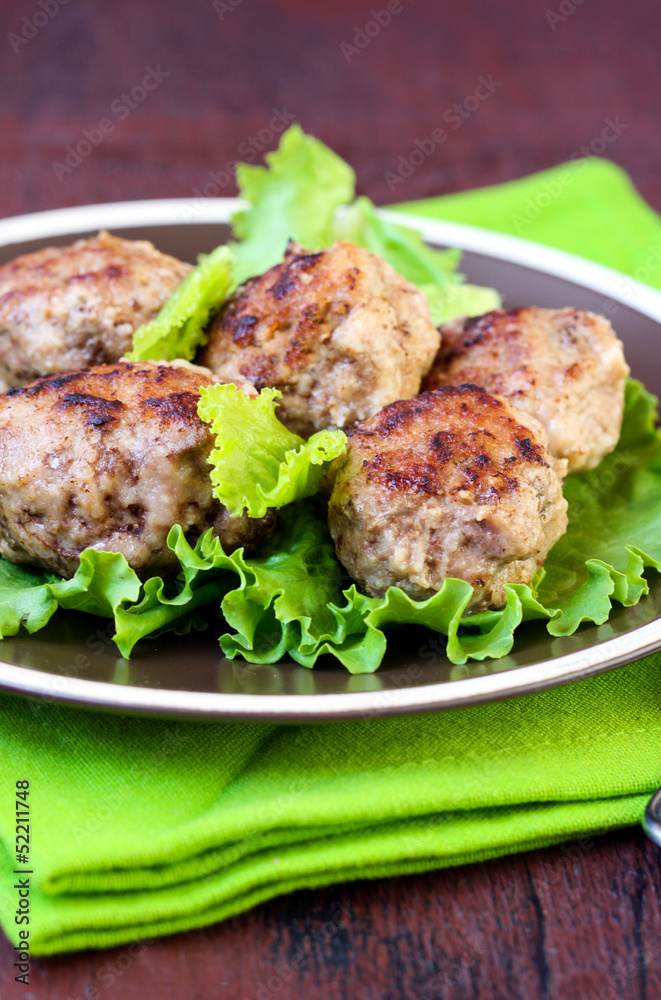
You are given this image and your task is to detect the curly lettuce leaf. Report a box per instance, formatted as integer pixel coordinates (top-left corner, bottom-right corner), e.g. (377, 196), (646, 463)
(0, 507), (552, 670)
(0, 550), (141, 641)
(126, 125), (497, 367)
(426, 282), (504, 327)
(0, 382), (659, 670)
(127, 245), (235, 361)
(230, 127), (498, 323)
(331, 196), (462, 287)
(219, 502), (362, 669)
(536, 379), (661, 633)
(126, 127), (498, 366)
(217, 505), (488, 673)
(197, 383), (346, 518)
(112, 526), (247, 658)
(331, 196), (501, 325)
(231, 124), (355, 284)
(218, 378), (661, 670)
(0, 561), (58, 637)
(217, 511), (553, 672)
(0, 525), (250, 660)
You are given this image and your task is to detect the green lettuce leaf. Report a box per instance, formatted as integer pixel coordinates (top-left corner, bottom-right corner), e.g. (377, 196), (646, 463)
(0, 561), (58, 637)
(426, 282), (504, 327)
(0, 379), (659, 670)
(231, 127), (499, 324)
(127, 127), (498, 367)
(231, 124), (355, 284)
(330, 196), (501, 325)
(112, 526), (246, 658)
(127, 245), (235, 361)
(0, 525), (252, 660)
(537, 379), (661, 633)
(218, 378), (661, 670)
(216, 510), (553, 672)
(219, 502), (361, 669)
(331, 196), (462, 287)
(197, 383), (347, 518)
(0, 550), (141, 641)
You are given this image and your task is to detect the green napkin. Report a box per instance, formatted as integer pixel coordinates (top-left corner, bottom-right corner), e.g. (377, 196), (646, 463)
(394, 156), (661, 280)
(2, 158), (661, 956)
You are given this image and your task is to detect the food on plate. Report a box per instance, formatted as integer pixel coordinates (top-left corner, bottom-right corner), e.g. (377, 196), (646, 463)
(0, 361), (275, 578)
(0, 231), (191, 391)
(199, 240), (440, 437)
(423, 307), (629, 473)
(197, 382), (347, 518)
(0, 125), (653, 675)
(128, 245), (234, 364)
(324, 384), (568, 611)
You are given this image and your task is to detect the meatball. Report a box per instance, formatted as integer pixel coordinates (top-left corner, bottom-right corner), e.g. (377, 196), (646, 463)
(199, 240), (440, 438)
(423, 307), (629, 474)
(0, 231), (191, 390)
(0, 362), (274, 578)
(325, 385), (568, 611)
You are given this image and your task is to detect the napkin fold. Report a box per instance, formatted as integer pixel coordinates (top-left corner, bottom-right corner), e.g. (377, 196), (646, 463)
(1, 157), (661, 955)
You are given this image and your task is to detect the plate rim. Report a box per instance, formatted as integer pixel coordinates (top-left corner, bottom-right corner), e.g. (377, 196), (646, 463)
(1, 196), (661, 719)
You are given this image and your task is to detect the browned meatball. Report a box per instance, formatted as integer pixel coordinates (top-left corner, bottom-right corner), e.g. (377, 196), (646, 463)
(0, 231), (191, 390)
(325, 385), (568, 611)
(423, 308), (629, 473)
(199, 240), (440, 438)
(0, 362), (274, 578)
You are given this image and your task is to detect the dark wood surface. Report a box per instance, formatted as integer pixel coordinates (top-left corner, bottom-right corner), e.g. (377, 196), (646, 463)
(2, 829), (661, 1000)
(2, 0), (661, 996)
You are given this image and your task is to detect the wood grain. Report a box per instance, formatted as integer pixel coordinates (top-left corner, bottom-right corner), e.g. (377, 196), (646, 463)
(2, 831), (661, 1000)
(1, 0), (661, 996)
(0, 0), (660, 214)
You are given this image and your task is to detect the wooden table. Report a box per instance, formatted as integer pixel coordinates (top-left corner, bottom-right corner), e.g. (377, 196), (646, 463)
(1, 0), (661, 996)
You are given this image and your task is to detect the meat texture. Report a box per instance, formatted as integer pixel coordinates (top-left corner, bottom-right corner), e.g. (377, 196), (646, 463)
(0, 362), (274, 578)
(325, 384), (568, 611)
(0, 231), (191, 390)
(423, 307), (629, 473)
(199, 240), (440, 437)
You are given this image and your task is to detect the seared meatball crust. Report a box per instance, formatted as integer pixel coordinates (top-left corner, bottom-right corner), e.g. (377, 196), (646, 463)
(325, 385), (568, 612)
(424, 307), (629, 474)
(199, 240), (440, 438)
(0, 362), (274, 578)
(0, 231), (191, 390)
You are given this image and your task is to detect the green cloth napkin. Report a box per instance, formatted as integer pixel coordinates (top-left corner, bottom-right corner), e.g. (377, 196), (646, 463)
(2, 158), (661, 956)
(395, 156), (661, 280)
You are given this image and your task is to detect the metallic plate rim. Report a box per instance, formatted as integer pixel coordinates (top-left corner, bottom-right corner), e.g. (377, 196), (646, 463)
(1, 197), (661, 719)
